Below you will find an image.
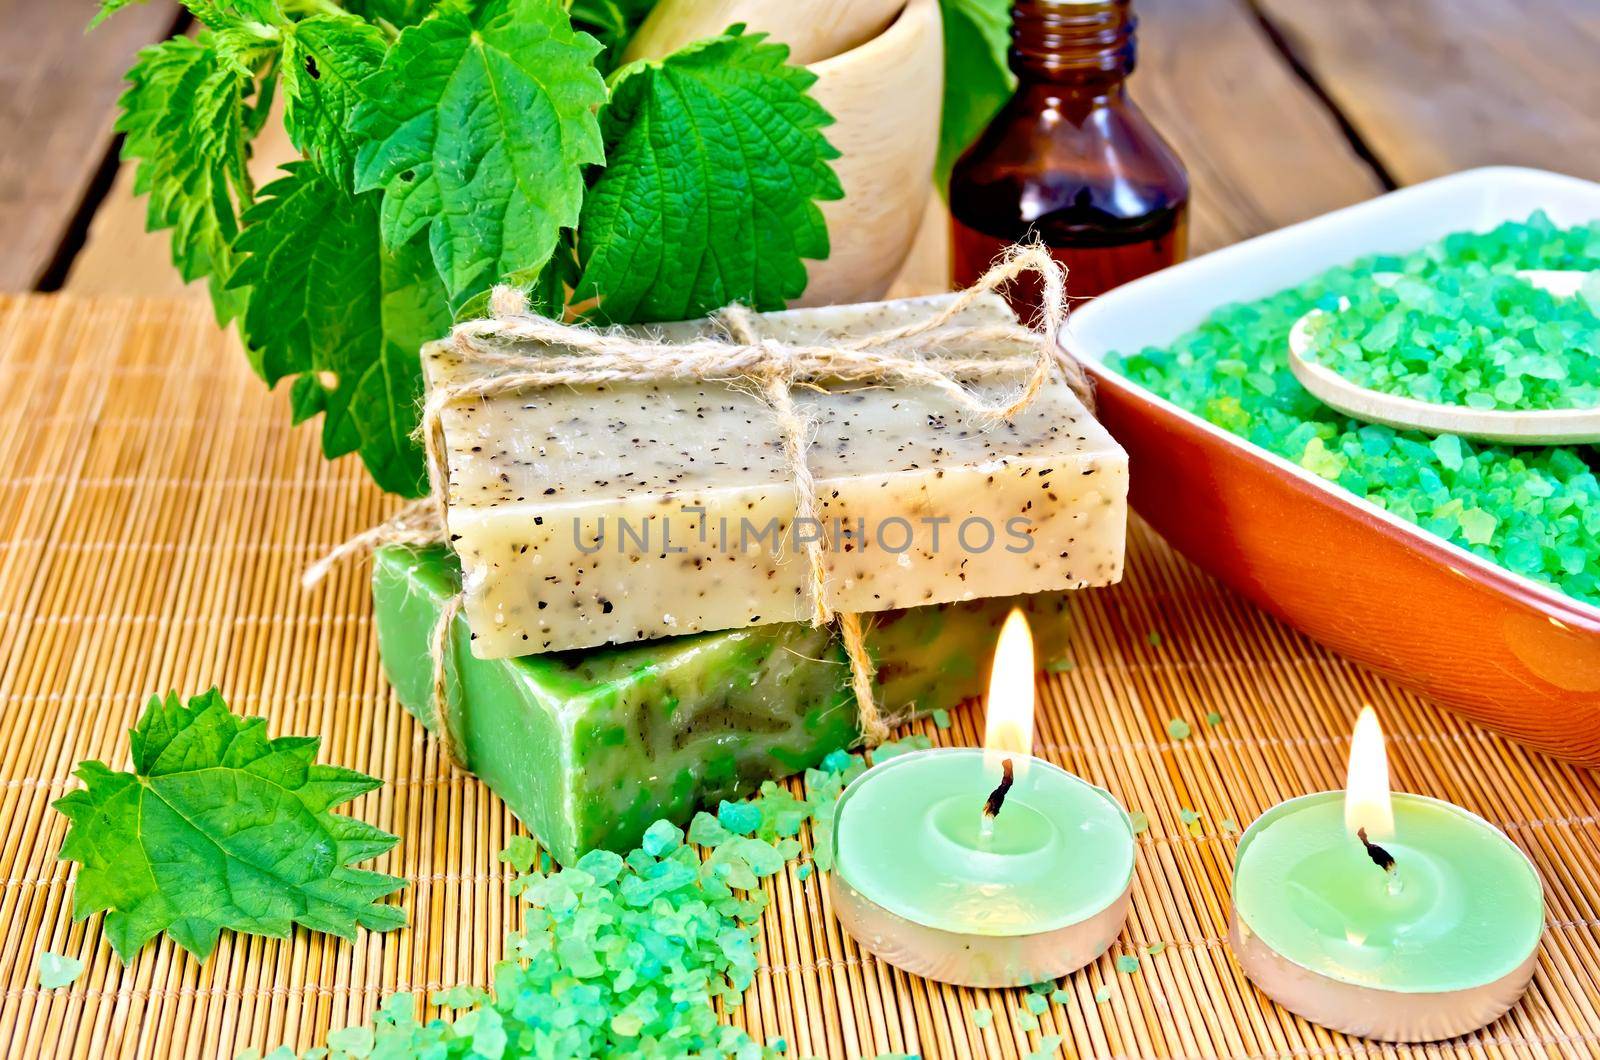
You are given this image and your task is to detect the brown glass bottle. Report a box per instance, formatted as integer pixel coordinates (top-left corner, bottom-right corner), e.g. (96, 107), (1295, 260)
(950, 0), (1189, 311)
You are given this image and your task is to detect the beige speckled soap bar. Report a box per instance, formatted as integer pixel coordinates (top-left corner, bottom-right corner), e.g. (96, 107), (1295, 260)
(426, 293), (1127, 659)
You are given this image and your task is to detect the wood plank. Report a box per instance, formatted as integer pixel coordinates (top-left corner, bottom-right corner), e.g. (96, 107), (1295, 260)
(1254, 0), (1600, 184)
(1134, 0), (1385, 252)
(0, 0), (180, 291)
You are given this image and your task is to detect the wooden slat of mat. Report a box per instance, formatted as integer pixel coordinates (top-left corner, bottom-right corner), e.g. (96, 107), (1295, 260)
(1253, 0), (1600, 185)
(1, 291), (1598, 1058)
(0, 0), (181, 292)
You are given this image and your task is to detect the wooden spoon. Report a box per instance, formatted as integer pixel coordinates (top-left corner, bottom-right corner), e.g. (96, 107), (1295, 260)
(1287, 270), (1600, 444)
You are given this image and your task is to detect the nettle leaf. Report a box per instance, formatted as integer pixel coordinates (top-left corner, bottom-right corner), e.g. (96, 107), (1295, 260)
(53, 690), (406, 963)
(340, 0), (439, 29)
(232, 163), (450, 496)
(282, 15), (388, 185)
(575, 27), (841, 324)
(117, 34), (255, 323)
(936, 0), (1014, 187)
(94, 0), (282, 31)
(90, 0), (148, 29)
(352, 0), (608, 307)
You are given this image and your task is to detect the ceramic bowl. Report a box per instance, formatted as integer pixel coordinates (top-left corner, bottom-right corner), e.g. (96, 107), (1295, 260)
(1063, 166), (1600, 764)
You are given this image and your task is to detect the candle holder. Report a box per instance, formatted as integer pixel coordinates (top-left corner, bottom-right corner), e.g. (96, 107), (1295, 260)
(1230, 791), (1543, 1042)
(827, 748), (1134, 988)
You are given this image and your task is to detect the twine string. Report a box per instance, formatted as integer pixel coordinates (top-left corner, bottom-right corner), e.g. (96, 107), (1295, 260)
(430, 595), (465, 767)
(316, 245), (1083, 755)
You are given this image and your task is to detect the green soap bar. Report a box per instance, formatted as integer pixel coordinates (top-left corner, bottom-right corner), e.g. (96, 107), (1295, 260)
(373, 545), (1076, 862)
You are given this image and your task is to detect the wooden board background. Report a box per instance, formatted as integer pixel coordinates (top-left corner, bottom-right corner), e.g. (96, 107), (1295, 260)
(2, 0), (1600, 1057)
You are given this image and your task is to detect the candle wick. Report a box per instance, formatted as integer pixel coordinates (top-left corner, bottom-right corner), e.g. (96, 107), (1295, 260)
(1357, 827), (1396, 874)
(983, 758), (1015, 819)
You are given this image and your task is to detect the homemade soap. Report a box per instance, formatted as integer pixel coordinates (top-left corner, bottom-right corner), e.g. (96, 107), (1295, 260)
(426, 293), (1127, 658)
(373, 544), (1077, 862)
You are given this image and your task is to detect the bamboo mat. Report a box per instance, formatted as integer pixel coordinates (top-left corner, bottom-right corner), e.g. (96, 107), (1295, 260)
(2, 293), (1600, 1059)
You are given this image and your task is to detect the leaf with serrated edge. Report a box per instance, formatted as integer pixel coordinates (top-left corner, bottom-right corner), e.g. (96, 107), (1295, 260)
(339, 0), (438, 28)
(352, 0), (607, 306)
(282, 15), (387, 185)
(54, 689), (405, 963)
(94, 0), (282, 32)
(231, 163), (450, 496)
(936, 0), (1014, 188)
(575, 27), (840, 324)
(116, 34), (255, 323)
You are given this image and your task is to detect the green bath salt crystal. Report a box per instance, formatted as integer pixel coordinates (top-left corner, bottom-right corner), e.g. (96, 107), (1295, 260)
(373, 545), (1077, 862)
(1303, 268), (1600, 411)
(1028, 1035), (1064, 1060)
(275, 754), (871, 1060)
(1110, 213), (1600, 608)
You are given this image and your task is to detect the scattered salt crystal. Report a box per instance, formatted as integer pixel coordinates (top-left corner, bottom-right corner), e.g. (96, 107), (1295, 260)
(1029, 1034), (1064, 1060)
(37, 952), (82, 991)
(717, 800), (763, 836)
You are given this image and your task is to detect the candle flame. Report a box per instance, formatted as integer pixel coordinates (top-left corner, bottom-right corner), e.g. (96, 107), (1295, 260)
(984, 609), (1035, 771)
(1344, 706), (1394, 841)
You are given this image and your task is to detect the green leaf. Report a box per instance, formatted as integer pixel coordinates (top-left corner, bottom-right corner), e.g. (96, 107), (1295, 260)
(232, 163), (451, 496)
(936, 0), (1014, 188)
(89, 0), (147, 29)
(352, 0), (607, 306)
(340, 0), (439, 28)
(116, 34), (256, 323)
(281, 14), (388, 184)
(53, 689), (406, 963)
(575, 27), (841, 324)
(93, 0), (282, 31)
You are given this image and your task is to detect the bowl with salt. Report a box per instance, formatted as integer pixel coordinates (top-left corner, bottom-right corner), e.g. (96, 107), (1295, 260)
(1063, 166), (1600, 765)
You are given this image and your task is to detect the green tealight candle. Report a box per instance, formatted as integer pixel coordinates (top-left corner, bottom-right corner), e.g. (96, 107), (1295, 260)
(828, 610), (1135, 987)
(1230, 709), (1544, 1042)
(831, 748), (1134, 987)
